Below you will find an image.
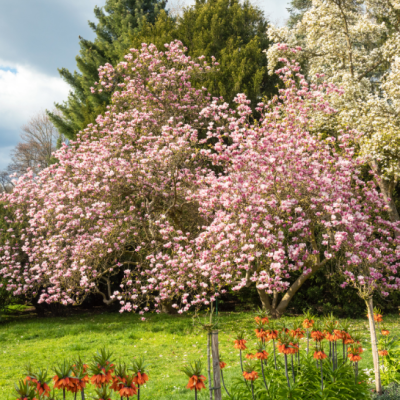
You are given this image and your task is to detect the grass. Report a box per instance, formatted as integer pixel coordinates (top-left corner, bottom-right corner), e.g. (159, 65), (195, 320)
(0, 309), (399, 399)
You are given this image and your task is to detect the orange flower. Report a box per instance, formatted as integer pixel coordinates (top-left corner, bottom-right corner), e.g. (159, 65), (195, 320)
(277, 344), (296, 355)
(67, 378), (81, 393)
(90, 370), (113, 388)
(219, 362), (227, 369)
(292, 328), (305, 339)
(186, 375), (206, 391)
(381, 330), (390, 336)
(378, 350), (389, 357)
(255, 329), (268, 340)
(311, 331), (324, 342)
(268, 330), (278, 340)
(119, 384), (137, 397)
(325, 332), (339, 342)
(371, 313), (383, 322)
(255, 351), (269, 360)
(348, 354), (362, 362)
(110, 376), (126, 392)
(234, 339), (247, 350)
(334, 329), (343, 339)
(33, 381), (50, 396)
(243, 371), (258, 381)
(133, 372), (149, 386)
(303, 319), (314, 329)
(344, 333), (354, 345)
(25, 377), (50, 397)
(313, 351), (327, 360)
(289, 343), (299, 354)
(255, 316), (269, 324)
(245, 353), (255, 360)
(53, 376), (73, 390)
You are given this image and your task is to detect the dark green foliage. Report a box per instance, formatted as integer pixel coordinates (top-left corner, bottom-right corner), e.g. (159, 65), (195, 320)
(48, 0), (166, 140)
(373, 383), (400, 400)
(230, 356), (371, 399)
(134, 0), (278, 110)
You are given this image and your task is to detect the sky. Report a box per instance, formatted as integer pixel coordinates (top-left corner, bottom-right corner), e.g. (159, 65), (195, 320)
(0, 0), (291, 170)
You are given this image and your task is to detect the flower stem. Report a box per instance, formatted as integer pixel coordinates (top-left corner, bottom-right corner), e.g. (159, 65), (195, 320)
(63, 388), (65, 400)
(273, 339), (277, 370)
(291, 354), (295, 383)
(284, 354), (290, 389)
(320, 360), (324, 391)
(221, 370), (231, 397)
(138, 384), (140, 400)
(307, 329), (309, 355)
(261, 360), (269, 394)
(239, 349), (244, 372)
(342, 340), (345, 365)
(195, 387), (198, 400)
(81, 389), (85, 400)
(355, 362), (358, 385)
(251, 381), (255, 400)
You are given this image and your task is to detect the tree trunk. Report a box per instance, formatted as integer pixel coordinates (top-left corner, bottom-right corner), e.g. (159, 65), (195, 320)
(366, 297), (382, 395)
(257, 287), (277, 317)
(160, 300), (178, 314)
(257, 265), (318, 318)
(369, 161), (399, 222)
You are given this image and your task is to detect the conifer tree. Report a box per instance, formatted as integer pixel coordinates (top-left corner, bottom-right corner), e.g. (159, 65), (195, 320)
(48, 0), (166, 140)
(134, 0), (277, 109)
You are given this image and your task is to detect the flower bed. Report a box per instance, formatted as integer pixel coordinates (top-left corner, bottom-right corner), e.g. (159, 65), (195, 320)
(11, 309), (398, 399)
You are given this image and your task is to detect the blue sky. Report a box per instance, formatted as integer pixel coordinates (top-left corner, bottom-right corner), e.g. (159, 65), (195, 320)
(0, 0), (291, 170)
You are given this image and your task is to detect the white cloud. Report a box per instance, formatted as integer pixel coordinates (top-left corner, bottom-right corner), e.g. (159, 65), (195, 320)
(0, 60), (69, 131)
(0, 60), (70, 170)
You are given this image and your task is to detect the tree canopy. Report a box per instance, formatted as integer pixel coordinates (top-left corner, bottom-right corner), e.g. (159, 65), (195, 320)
(48, 0), (167, 140)
(129, 0), (278, 111)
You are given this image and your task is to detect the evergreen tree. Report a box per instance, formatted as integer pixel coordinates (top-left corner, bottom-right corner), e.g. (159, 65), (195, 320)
(48, 0), (166, 140)
(134, 0), (277, 109)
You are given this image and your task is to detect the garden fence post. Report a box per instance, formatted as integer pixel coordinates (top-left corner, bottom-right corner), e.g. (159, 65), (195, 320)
(211, 330), (222, 400)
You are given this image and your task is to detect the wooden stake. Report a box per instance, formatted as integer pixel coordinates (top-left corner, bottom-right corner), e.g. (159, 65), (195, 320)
(211, 330), (222, 400)
(366, 298), (382, 395)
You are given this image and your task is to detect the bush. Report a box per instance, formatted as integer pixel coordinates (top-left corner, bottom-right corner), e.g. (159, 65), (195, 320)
(372, 383), (400, 400)
(230, 357), (371, 400)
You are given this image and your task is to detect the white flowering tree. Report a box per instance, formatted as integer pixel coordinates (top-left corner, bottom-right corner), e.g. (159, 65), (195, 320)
(267, 0), (400, 223)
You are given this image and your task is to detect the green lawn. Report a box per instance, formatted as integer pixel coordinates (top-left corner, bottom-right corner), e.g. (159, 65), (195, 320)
(0, 309), (399, 399)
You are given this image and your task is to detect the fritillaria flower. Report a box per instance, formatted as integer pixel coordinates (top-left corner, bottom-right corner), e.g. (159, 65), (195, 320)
(313, 351), (328, 360)
(182, 360), (206, 399)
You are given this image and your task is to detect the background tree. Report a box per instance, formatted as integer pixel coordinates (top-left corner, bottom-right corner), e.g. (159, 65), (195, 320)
(133, 0), (277, 109)
(48, 0), (167, 140)
(6, 111), (64, 177)
(267, 0), (400, 223)
(0, 172), (13, 194)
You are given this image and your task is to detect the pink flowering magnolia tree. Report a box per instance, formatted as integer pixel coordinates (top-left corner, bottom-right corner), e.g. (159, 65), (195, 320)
(0, 41), (226, 310)
(116, 58), (400, 320)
